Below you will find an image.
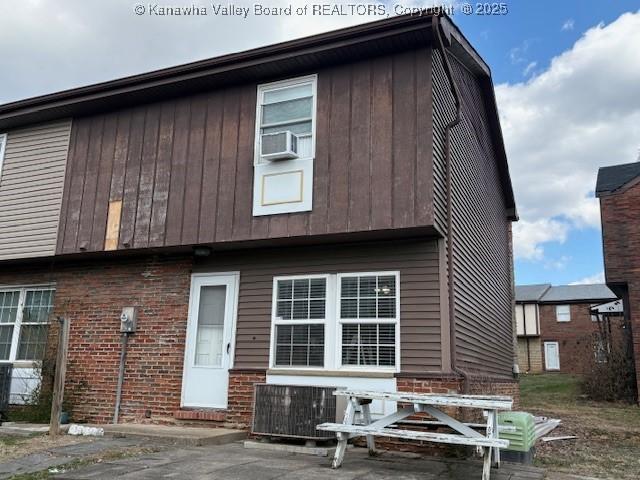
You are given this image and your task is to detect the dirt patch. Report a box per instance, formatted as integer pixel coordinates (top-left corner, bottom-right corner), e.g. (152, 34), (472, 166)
(0, 433), (91, 462)
(520, 374), (640, 480)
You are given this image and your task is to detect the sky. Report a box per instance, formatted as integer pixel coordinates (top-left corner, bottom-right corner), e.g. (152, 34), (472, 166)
(1, 0), (639, 287)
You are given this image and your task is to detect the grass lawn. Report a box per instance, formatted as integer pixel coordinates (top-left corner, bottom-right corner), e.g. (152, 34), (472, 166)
(519, 373), (640, 479)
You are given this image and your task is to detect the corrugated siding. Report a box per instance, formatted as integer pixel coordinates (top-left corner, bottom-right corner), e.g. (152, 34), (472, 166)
(193, 239), (442, 373)
(56, 49), (434, 255)
(0, 121), (71, 260)
(431, 50), (514, 379)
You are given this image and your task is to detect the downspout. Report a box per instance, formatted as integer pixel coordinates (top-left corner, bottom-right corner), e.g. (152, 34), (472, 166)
(432, 15), (471, 393)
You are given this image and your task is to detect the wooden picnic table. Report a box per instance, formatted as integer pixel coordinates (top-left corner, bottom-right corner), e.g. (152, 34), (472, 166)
(317, 390), (513, 480)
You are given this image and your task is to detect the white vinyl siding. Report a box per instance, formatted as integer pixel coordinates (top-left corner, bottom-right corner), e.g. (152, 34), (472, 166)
(0, 121), (71, 260)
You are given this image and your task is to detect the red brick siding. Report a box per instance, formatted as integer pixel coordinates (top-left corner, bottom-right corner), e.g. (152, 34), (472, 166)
(0, 255), (193, 424)
(539, 303), (600, 374)
(600, 181), (640, 399)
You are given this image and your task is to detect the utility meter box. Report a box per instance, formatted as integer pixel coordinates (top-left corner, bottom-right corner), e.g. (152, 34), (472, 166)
(120, 307), (138, 333)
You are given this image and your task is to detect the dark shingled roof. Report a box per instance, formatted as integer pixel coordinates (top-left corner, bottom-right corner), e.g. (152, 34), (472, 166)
(515, 284), (551, 302)
(540, 284), (616, 303)
(516, 283), (617, 303)
(596, 161), (640, 196)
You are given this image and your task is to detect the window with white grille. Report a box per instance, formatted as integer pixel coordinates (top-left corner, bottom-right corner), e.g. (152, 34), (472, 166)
(273, 277), (327, 367)
(270, 272), (400, 371)
(338, 274), (399, 368)
(0, 287), (54, 362)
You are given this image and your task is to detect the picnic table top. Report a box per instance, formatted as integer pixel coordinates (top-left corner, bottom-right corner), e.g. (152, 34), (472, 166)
(333, 389), (513, 410)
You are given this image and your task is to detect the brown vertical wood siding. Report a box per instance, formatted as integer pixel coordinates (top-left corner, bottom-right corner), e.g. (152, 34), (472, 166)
(56, 49), (434, 255)
(193, 239), (442, 373)
(431, 49), (514, 379)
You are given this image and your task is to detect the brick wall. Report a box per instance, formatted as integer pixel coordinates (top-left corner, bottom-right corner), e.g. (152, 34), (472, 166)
(600, 181), (640, 400)
(538, 303), (601, 374)
(0, 255), (193, 424)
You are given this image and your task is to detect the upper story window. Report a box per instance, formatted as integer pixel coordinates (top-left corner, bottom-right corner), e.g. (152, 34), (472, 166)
(253, 76), (317, 217)
(555, 304), (571, 322)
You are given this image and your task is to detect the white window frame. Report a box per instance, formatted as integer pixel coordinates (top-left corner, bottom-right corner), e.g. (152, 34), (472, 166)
(0, 133), (7, 186)
(254, 75), (317, 166)
(336, 272), (401, 373)
(269, 274), (333, 370)
(268, 272), (401, 373)
(555, 304), (571, 322)
(0, 285), (55, 364)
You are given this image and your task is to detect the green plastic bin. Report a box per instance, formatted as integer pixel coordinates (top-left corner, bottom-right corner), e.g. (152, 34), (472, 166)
(498, 411), (536, 452)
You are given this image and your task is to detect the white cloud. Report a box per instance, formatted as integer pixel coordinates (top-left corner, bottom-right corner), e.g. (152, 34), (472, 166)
(0, 0), (390, 104)
(522, 61), (537, 77)
(562, 19), (575, 31)
(498, 11), (640, 260)
(512, 218), (569, 260)
(570, 271), (605, 285)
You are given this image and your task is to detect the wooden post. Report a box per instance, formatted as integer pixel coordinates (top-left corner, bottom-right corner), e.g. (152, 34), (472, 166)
(49, 317), (70, 438)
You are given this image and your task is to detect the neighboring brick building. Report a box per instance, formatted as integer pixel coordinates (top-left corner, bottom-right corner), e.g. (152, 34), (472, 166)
(515, 284), (617, 374)
(596, 161), (640, 401)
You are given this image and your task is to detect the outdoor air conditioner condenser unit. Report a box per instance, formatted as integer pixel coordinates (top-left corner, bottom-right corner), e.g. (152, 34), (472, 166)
(260, 131), (299, 161)
(252, 384), (345, 440)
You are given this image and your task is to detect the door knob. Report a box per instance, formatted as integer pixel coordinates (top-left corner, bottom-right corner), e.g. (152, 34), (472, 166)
(226, 342), (231, 354)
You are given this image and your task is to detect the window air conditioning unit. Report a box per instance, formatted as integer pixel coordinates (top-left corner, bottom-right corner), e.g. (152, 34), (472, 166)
(252, 384), (346, 440)
(261, 131), (298, 161)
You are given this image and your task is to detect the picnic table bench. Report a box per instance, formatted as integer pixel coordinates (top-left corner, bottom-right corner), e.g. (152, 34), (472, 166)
(317, 390), (513, 480)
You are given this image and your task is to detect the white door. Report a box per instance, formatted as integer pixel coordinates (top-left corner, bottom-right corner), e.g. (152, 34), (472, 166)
(182, 273), (239, 408)
(544, 341), (560, 371)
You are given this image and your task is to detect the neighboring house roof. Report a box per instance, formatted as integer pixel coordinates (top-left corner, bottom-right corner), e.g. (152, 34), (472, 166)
(516, 283), (617, 303)
(515, 284), (551, 302)
(0, 13), (516, 219)
(595, 161), (640, 196)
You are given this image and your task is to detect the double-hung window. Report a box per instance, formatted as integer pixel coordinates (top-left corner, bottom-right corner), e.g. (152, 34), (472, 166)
(555, 304), (571, 322)
(338, 273), (399, 368)
(253, 75), (317, 216)
(0, 287), (54, 362)
(270, 272), (400, 371)
(272, 276), (327, 367)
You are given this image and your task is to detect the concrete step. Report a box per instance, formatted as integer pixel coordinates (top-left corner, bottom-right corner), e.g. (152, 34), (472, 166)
(96, 423), (247, 446)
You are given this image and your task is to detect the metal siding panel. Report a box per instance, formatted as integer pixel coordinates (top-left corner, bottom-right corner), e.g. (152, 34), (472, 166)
(392, 50), (416, 228)
(134, 104), (161, 248)
(149, 102), (176, 247)
(348, 60), (372, 232)
(198, 94), (222, 243)
(181, 97), (206, 245)
(432, 49), (514, 378)
(55, 49), (437, 256)
(0, 120), (71, 259)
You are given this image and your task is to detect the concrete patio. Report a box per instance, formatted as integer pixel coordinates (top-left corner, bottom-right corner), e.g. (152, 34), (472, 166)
(2, 439), (548, 480)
